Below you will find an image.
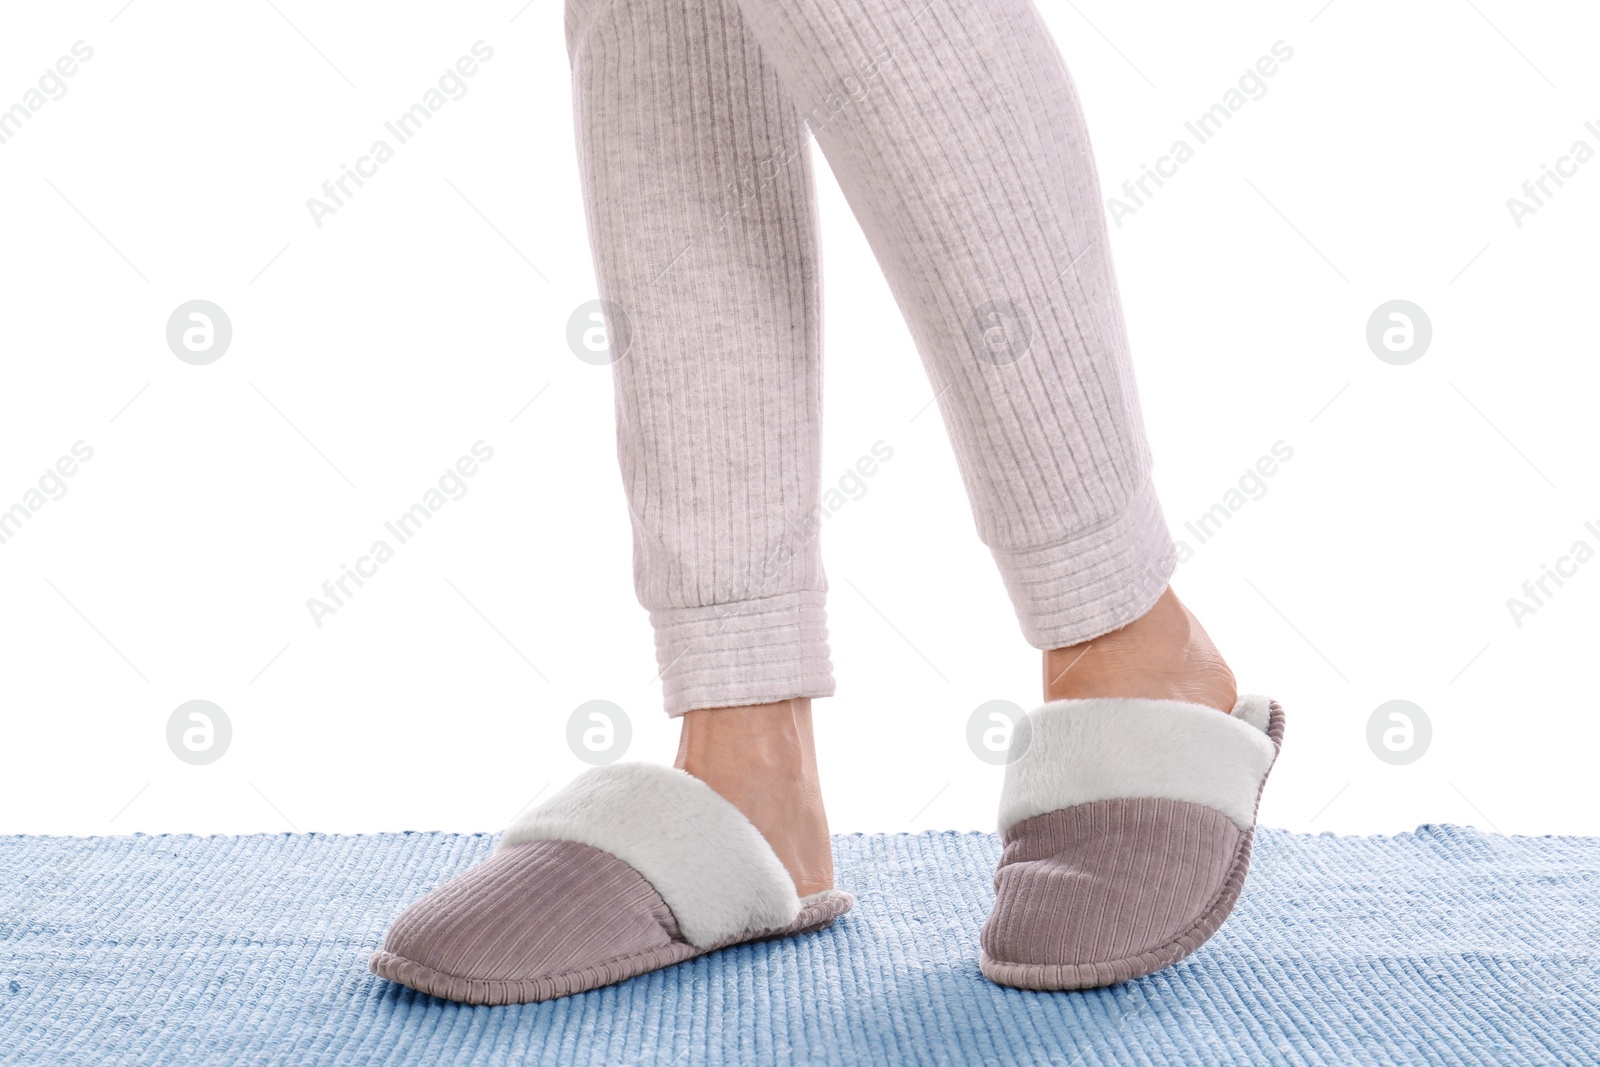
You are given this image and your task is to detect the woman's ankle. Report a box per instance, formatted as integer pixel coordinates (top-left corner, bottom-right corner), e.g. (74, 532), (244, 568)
(673, 697), (834, 896)
(674, 698), (810, 775)
(1043, 587), (1237, 712)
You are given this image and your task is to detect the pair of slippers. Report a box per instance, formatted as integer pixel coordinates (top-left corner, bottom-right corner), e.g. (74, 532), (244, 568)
(370, 694), (1284, 1003)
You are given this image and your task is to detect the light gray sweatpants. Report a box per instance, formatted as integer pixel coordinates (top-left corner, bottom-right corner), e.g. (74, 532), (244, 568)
(564, 0), (1177, 716)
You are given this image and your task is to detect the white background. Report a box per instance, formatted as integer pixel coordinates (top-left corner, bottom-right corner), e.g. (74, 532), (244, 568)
(1, 0), (1596, 840)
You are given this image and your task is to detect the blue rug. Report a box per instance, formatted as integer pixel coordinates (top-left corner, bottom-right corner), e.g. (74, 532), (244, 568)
(1, 826), (1595, 1066)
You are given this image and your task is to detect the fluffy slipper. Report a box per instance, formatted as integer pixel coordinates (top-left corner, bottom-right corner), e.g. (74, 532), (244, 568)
(980, 694), (1284, 990)
(370, 763), (853, 1004)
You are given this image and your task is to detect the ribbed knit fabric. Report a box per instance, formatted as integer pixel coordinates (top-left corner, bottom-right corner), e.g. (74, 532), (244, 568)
(4, 827), (1597, 1065)
(983, 798), (1246, 988)
(564, 0), (1175, 714)
(374, 839), (696, 1001)
(371, 839), (850, 1004)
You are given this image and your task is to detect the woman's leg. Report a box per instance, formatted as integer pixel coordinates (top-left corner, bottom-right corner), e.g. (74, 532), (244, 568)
(724, 0), (1234, 707)
(567, 0), (831, 717)
(566, 0), (835, 892)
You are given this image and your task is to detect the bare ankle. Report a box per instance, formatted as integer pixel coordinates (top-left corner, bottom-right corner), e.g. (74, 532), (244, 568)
(1043, 587), (1237, 713)
(671, 698), (833, 896)
(674, 698), (810, 775)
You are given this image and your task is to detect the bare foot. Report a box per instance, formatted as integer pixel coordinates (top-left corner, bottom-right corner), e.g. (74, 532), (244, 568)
(1043, 586), (1237, 713)
(673, 697), (834, 897)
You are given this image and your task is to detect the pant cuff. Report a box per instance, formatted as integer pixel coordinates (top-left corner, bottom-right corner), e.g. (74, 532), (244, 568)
(990, 479), (1178, 650)
(649, 590), (836, 717)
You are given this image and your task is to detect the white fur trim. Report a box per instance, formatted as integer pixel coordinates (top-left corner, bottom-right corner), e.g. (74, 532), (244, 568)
(997, 694), (1277, 835)
(1232, 693), (1273, 733)
(498, 763), (800, 948)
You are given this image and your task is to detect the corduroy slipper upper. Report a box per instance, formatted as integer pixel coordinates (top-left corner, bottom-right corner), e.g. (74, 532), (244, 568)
(370, 763), (854, 1004)
(980, 694), (1284, 990)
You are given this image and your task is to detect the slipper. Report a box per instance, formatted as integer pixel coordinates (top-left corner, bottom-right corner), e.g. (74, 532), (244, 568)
(979, 694), (1284, 990)
(369, 763), (854, 1004)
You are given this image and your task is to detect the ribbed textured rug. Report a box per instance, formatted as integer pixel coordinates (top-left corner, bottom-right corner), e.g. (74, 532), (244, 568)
(1, 826), (1595, 1066)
